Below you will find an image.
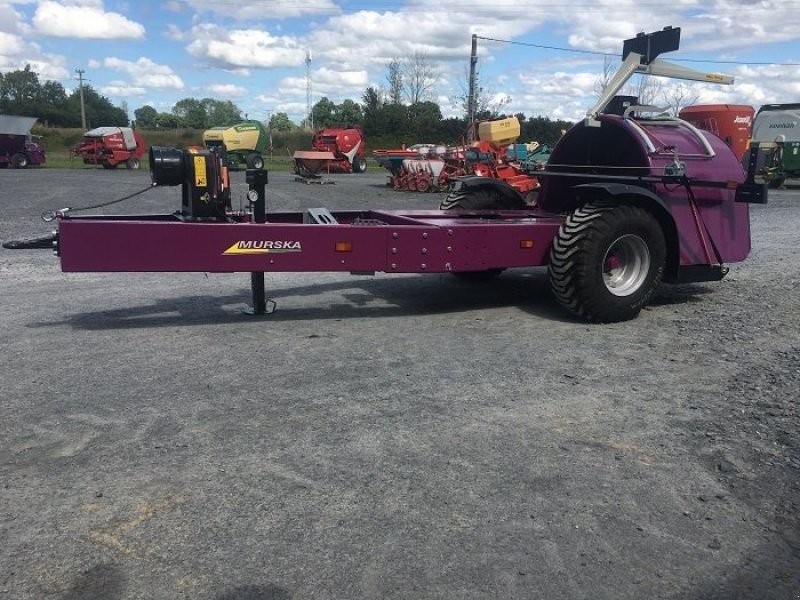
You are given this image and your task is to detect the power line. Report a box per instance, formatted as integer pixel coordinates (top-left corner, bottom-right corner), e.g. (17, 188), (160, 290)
(475, 35), (800, 67)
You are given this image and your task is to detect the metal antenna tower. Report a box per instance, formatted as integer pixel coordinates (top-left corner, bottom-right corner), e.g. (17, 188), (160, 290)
(305, 49), (313, 130)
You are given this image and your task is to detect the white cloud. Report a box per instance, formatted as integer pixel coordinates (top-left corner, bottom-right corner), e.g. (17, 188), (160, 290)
(0, 4), (69, 79)
(728, 64), (800, 106)
(163, 23), (184, 42)
(558, 0), (800, 58)
(176, 0), (338, 20)
(251, 97), (307, 121)
(225, 67), (251, 77)
(100, 81), (146, 97)
(104, 56), (184, 89)
(186, 24), (305, 69)
(680, 2), (800, 52)
(0, 30), (24, 56)
(33, 1), (145, 40)
(313, 68), (368, 90)
(207, 83), (246, 97)
(276, 68), (367, 104)
(0, 2), (30, 35)
(0, 29), (70, 80)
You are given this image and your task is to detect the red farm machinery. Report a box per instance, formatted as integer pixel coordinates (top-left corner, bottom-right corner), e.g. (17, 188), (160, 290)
(3, 28), (768, 323)
(74, 126), (147, 169)
(679, 104), (755, 161)
(293, 125), (368, 177)
(373, 116), (541, 199)
(372, 144), (466, 192)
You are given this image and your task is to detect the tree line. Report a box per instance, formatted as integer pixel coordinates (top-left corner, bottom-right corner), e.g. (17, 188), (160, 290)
(0, 66), (127, 128)
(1, 64), (573, 146)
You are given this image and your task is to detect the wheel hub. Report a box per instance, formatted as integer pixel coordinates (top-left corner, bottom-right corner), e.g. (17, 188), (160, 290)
(603, 234), (650, 296)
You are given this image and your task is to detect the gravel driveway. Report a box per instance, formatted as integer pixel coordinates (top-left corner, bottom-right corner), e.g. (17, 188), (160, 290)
(1, 168), (798, 599)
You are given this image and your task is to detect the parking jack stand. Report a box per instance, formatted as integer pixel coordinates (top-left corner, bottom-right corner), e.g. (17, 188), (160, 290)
(244, 168), (275, 315)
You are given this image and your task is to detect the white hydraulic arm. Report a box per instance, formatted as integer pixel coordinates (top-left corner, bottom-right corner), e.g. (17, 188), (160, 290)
(585, 28), (734, 126)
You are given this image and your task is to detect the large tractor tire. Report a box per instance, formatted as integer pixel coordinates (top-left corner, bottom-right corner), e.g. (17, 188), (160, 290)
(245, 153), (265, 170)
(250, 154), (265, 170)
(352, 156), (368, 173)
(102, 162), (118, 169)
(548, 201), (666, 322)
(440, 187), (526, 210)
(11, 153), (29, 169)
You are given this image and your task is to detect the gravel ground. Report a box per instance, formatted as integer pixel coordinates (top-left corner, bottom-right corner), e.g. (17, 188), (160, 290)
(1, 167), (798, 600)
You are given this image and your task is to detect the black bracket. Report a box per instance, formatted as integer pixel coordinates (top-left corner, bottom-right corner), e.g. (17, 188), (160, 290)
(622, 27), (681, 65)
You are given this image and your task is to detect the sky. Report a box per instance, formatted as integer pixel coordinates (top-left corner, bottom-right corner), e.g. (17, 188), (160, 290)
(1, 0), (799, 127)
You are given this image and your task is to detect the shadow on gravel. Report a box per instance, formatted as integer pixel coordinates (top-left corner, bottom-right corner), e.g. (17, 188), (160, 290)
(30, 269), (576, 330)
(649, 282), (716, 307)
(215, 584), (291, 600)
(684, 540), (800, 600)
(59, 563), (124, 600)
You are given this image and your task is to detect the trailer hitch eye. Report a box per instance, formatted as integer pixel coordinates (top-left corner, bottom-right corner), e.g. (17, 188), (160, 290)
(149, 146), (186, 186)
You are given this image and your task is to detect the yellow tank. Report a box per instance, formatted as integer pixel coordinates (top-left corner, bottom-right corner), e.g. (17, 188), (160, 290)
(477, 117), (521, 149)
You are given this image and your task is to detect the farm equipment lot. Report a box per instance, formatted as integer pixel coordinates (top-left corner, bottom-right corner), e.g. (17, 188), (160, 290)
(1, 169), (798, 599)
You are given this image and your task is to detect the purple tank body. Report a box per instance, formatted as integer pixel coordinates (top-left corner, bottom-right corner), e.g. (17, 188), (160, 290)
(539, 114), (750, 266)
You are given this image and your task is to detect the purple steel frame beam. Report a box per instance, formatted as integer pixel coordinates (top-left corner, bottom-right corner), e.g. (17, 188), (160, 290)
(57, 209), (564, 274)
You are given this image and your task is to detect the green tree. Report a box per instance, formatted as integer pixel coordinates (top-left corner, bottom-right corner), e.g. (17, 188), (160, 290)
(438, 117), (470, 143)
(154, 112), (181, 128)
(522, 116), (573, 145)
(386, 58), (403, 105)
(202, 98), (242, 127)
(38, 80), (69, 126)
(269, 112), (295, 131)
(134, 105), (158, 127)
(310, 97), (336, 128)
(407, 100), (441, 139)
(361, 86), (383, 136)
(382, 103), (410, 137)
(66, 85), (127, 127)
(172, 98), (206, 129)
(0, 65), (127, 127)
(334, 99), (362, 125)
(0, 65), (41, 109)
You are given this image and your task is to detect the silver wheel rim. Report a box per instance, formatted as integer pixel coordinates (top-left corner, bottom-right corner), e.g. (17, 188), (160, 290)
(602, 234), (650, 296)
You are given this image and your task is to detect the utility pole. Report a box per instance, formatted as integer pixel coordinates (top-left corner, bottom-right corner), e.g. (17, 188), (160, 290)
(266, 111), (274, 157)
(467, 34), (478, 142)
(75, 69), (87, 130)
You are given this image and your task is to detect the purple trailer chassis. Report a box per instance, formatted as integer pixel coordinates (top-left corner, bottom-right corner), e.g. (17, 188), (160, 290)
(57, 209), (562, 274)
